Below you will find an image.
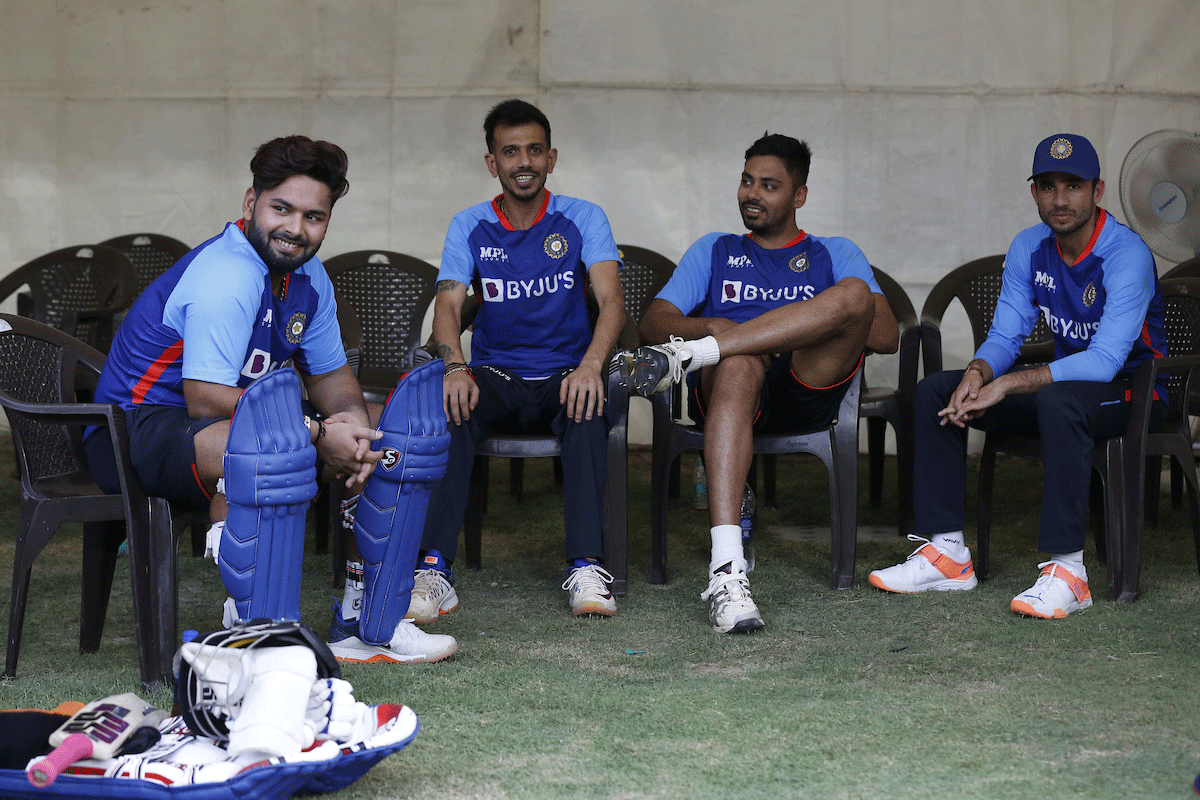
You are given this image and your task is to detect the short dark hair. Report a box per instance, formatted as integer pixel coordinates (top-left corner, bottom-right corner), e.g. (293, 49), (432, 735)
(744, 133), (812, 188)
(250, 136), (349, 204)
(484, 99), (552, 152)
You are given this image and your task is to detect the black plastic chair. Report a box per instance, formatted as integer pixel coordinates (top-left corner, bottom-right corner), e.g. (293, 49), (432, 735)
(976, 278), (1200, 602)
(98, 233), (191, 298)
(857, 266), (921, 533)
(323, 250), (439, 403)
(0, 244), (138, 353)
(0, 314), (182, 691)
(1155, 256), (1200, 518)
(920, 254), (1055, 377)
(648, 368), (862, 588)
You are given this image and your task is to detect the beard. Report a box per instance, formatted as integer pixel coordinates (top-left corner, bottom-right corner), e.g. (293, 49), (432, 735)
(246, 214), (319, 275)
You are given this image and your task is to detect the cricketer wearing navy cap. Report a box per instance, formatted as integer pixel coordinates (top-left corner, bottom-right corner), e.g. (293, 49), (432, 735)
(1028, 133), (1101, 181)
(870, 132), (1166, 620)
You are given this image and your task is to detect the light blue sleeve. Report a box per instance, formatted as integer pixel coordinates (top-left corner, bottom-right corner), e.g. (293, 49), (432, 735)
(1048, 242), (1155, 383)
(171, 255), (263, 387)
(656, 232), (725, 315)
(298, 261), (349, 376)
(973, 231), (1041, 379)
(825, 237), (883, 294)
(571, 201), (621, 268)
(437, 211), (479, 285)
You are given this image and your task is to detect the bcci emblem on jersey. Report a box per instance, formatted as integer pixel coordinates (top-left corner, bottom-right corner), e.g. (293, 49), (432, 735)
(285, 312), (307, 345)
(788, 253), (809, 273)
(1082, 282), (1096, 308)
(543, 233), (568, 259)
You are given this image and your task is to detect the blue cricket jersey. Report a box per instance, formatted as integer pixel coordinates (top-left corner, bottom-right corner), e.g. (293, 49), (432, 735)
(975, 208), (1166, 401)
(92, 221), (345, 414)
(657, 230), (882, 319)
(438, 190), (620, 379)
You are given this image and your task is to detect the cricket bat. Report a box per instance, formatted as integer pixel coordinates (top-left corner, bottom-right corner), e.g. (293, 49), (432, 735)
(26, 692), (168, 788)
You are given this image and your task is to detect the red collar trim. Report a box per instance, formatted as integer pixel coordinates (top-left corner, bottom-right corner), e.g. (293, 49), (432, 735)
(1056, 208), (1106, 266)
(492, 189), (551, 231)
(746, 229), (807, 249)
(235, 218), (247, 234)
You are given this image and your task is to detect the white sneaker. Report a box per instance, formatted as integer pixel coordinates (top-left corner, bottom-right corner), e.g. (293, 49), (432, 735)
(406, 568), (459, 625)
(1010, 561), (1092, 619)
(868, 535), (978, 593)
(562, 563), (617, 616)
(326, 601), (457, 664)
(700, 564), (764, 634)
(613, 336), (696, 396)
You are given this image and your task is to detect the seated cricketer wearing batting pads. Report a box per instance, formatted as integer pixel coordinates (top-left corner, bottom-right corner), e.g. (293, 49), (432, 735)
(868, 132), (1166, 619)
(407, 99), (626, 623)
(84, 135), (456, 663)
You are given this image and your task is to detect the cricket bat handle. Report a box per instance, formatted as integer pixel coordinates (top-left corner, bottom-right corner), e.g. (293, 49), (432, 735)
(26, 732), (94, 788)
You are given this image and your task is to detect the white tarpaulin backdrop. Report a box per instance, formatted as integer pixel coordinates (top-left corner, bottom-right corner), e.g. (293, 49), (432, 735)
(2, 0), (1198, 443)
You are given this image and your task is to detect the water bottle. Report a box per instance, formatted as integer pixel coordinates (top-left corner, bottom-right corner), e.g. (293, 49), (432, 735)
(740, 484), (756, 571)
(693, 456), (709, 509)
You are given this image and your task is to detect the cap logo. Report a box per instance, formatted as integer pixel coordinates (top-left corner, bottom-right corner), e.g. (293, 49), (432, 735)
(1051, 138), (1073, 160)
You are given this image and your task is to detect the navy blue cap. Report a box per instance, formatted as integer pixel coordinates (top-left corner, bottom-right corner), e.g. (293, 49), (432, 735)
(1029, 133), (1101, 181)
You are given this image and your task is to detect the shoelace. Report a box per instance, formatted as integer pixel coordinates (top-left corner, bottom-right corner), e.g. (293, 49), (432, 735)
(901, 533), (933, 561)
(700, 569), (752, 603)
(562, 564), (614, 595)
(663, 335), (690, 384)
(413, 569), (451, 599)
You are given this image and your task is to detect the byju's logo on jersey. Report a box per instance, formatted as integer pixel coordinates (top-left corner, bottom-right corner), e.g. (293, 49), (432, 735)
(788, 253), (809, 273)
(1034, 271), (1057, 292)
(285, 312), (306, 345)
(722, 280), (816, 304)
(481, 271), (577, 302)
(543, 233), (568, 259)
(241, 348), (274, 380)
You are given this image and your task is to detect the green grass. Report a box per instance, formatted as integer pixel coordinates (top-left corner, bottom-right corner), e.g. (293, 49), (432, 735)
(3, 438), (1200, 799)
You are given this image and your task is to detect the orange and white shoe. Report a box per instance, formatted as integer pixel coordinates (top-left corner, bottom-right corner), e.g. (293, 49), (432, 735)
(868, 535), (978, 593)
(1010, 561), (1092, 619)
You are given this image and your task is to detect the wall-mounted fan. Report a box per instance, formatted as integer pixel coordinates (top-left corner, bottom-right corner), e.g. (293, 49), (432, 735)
(1119, 130), (1200, 263)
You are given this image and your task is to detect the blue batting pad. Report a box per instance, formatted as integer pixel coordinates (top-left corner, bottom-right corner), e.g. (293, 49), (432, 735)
(220, 369), (317, 623)
(355, 360), (450, 644)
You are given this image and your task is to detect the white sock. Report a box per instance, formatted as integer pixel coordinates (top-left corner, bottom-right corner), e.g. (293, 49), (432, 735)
(683, 336), (721, 371)
(709, 524), (745, 573)
(931, 532), (969, 561)
(341, 560), (364, 621)
(1051, 550), (1086, 579)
